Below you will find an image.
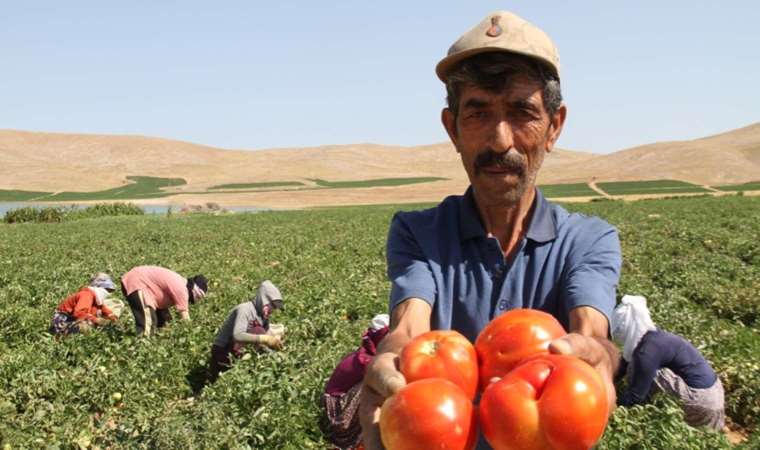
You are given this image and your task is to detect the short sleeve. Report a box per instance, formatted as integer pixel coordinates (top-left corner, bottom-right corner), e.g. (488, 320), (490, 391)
(169, 274), (190, 312)
(386, 214), (437, 311)
(562, 224), (622, 327)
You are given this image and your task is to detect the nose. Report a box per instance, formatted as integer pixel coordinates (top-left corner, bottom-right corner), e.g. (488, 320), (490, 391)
(490, 119), (514, 153)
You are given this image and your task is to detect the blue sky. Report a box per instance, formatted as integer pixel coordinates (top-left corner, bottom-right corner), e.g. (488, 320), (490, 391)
(2, 1), (758, 153)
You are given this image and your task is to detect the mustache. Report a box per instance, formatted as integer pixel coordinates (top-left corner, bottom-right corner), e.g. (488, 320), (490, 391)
(474, 148), (526, 176)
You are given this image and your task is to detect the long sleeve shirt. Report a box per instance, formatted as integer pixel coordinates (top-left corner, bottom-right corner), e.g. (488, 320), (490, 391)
(618, 329), (717, 406)
(56, 288), (114, 323)
(213, 302), (268, 351)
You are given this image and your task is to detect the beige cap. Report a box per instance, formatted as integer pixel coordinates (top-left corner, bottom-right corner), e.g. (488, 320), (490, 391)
(436, 10), (560, 82)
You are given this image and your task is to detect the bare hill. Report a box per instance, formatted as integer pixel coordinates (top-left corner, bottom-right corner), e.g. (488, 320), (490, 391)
(0, 130), (592, 192)
(1, 123), (758, 203)
(545, 123), (760, 185)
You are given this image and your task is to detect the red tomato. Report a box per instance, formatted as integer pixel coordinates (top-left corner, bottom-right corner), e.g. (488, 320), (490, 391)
(475, 309), (566, 390)
(380, 378), (478, 450)
(479, 354), (608, 450)
(399, 330), (479, 399)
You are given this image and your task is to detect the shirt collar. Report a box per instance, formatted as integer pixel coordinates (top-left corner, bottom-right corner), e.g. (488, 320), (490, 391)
(526, 188), (557, 243)
(458, 186), (557, 243)
(459, 186), (485, 241)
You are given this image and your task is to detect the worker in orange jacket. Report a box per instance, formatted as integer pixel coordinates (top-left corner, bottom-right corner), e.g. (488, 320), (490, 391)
(49, 273), (119, 336)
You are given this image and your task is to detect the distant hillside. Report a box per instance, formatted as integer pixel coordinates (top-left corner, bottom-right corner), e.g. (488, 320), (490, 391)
(543, 123), (760, 185)
(1, 123), (758, 196)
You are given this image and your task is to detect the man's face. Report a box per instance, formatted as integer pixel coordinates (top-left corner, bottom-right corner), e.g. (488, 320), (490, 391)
(442, 73), (565, 207)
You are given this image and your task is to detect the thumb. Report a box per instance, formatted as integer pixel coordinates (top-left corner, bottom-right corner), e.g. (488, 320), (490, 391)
(548, 336), (573, 355)
(378, 370), (406, 397)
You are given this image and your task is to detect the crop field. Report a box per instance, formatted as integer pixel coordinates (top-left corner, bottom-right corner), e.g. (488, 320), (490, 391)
(538, 182), (599, 198)
(208, 181), (305, 190)
(44, 177), (187, 201)
(0, 195), (758, 449)
(309, 177), (448, 188)
(0, 177), (187, 203)
(0, 190), (53, 202)
(597, 180), (710, 196)
(714, 181), (760, 192)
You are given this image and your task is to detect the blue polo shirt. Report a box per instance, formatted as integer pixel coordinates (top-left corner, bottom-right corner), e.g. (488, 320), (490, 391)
(387, 187), (622, 342)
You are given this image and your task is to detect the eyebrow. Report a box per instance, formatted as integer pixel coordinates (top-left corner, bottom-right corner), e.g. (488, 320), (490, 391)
(461, 98), (491, 110)
(512, 98), (541, 111)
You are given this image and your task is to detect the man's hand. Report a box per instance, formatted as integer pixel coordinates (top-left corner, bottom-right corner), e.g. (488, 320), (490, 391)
(549, 333), (617, 414)
(360, 352), (406, 450)
(93, 317), (110, 326)
(359, 298), (431, 450)
(550, 306), (621, 415)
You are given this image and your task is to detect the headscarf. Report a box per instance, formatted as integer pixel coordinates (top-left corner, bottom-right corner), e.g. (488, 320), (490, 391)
(611, 295), (657, 362)
(370, 313), (390, 331)
(252, 280), (283, 319)
(187, 275), (208, 304)
(89, 272), (116, 291)
(87, 286), (110, 306)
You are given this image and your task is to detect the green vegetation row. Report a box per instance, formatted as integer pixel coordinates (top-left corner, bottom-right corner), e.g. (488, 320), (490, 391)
(538, 182), (599, 198)
(0, 190), (51, 202)
(0, 176), (186, 202)
(0, 195), (757, 448)
(46, 176), (186, 201)
(714, 181), (760, 192)
(309, 176), (447, 188)
(596, 180), (711, 195)
(3, 203), (144, 224)
(208, 181), (304, 190)
(3, 177), (760, 203)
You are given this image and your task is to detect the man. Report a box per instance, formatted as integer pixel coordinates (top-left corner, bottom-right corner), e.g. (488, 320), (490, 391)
(121, 265), (208, 336)
(359, 11), (622, 449)
(208, 280), (284, 382)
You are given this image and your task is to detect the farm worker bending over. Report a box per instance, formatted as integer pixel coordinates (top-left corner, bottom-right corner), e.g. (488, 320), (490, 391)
(120, 265), (208, 336)
(208, 280), (284, 382)
(359, 10), (622, 450)
(612, 295), (725, 430)
(322, 314), (389, 450)
(49, 272), (119, 336)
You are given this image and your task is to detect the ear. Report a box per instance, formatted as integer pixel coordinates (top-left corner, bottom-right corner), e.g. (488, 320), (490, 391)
(441, 108), (460, 152)
(545, 104), (567, 153)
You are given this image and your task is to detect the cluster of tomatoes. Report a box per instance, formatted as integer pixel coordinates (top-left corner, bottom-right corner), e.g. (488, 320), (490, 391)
(379, 309), (609, 450)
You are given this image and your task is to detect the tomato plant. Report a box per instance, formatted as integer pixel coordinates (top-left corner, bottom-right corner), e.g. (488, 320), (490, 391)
(479, 354), (608, 450)
(399, 330), (478, 399)
(475, 308), (566, 390)
(0, 195), (757, 448)
(380, 378), (477, 450)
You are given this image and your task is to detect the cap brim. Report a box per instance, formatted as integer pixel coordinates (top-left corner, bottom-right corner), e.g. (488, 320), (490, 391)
(435, 46), (559, 83)
(271, 299), (284, 310)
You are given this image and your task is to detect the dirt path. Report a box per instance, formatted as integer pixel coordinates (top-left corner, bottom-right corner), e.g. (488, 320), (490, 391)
(587, 181), (612, 199)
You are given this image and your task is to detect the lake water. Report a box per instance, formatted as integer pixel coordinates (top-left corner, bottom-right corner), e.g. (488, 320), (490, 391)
(0, 202), (267, 217)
